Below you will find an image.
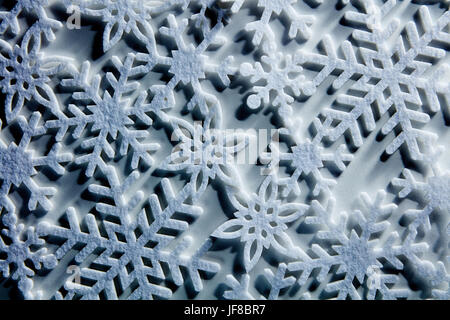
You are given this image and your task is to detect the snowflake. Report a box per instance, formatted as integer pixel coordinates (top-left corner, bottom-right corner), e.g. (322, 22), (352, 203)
(0, 211), (57, 299)
(136, 13), (235, 122)
(46, 54), (160, 177)
(64, 0), (193, 51)
(212, 176), (308, 271)
(37, 168), (219, 299)
(239, 51), (315, 121)
(261, 121), (353, 197)
(0, 0), (62, 40)
(0, 113), (72, 213)
(0, 27), (70, 123)
(161, 116), (251, 198)
(288, 190), (428, 299)
(300, 2), (450, 160)
(392, 148), (450, 241)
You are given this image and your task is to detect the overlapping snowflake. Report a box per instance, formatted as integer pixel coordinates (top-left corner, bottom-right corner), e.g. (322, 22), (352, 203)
(0, 0), (448, 300)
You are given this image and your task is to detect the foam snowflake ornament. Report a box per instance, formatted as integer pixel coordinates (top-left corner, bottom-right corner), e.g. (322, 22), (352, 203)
(223, 0), (315, 50)
(0, 25), (72, 123)
(63, 0), (195, 51)
(0, 113), (72, 213)
(213, 176), (308, 271)
(136, 13), (235, 123)
(0, 210), (57, 300)
(390, 146), (449, 287)
(160, 115), (251, 199)
(240, 51), (315, 122)
(297, 1), (450, 160)
(260, 121), (353, 197)
(37, 166), (220, 299)
(392, 164), (450, 242)
(0, 0), (62, 41)
(46, 53), (160, 177)
(288, 190), (429, 299)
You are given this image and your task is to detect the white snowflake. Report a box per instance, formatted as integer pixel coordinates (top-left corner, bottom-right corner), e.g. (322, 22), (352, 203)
(0, 211), (57, 300)
(0, 27), (71, 123)
(161, 116), (251, 199)
(0, 113), (72, 213)
(301, 2), (450, 160)
(261, 122), (353, 197)
(64, 0), (193, 51)
(239, 51), (315, 121)
(0, 0), (62, 40)
(136, 13), (235, 122)
(288, 190), (427, 299)
(212, 176), (308, 271)
(393, 166), (450, 239)
(46, 54), (160, 177)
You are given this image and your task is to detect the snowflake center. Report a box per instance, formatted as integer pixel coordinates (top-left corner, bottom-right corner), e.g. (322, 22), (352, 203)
(267, 67), (289, 92)
(7, 242), (29, 262)
(244, 201), (278, 240)
(5, 50), (38, 93)
(90, 99), (131, 137)
(0, 145), (33, 186)
(169, 48), (205, 84)
(291, 142), (322, 174)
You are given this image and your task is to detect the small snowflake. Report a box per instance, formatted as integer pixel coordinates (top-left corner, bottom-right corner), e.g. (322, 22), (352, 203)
(161, 117), (251, 198)
(64, 0), (191, 51)
(0, 113), (72, 212)
(38, 170), (220, 299)
(0, 32), (70, 122)
(260, 122), (353, 197)
(240, 52), (314, 121)
(0, 211), (57, 299)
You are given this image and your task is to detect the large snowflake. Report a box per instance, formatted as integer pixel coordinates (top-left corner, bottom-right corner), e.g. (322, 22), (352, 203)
(302, 1), (450, 160)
